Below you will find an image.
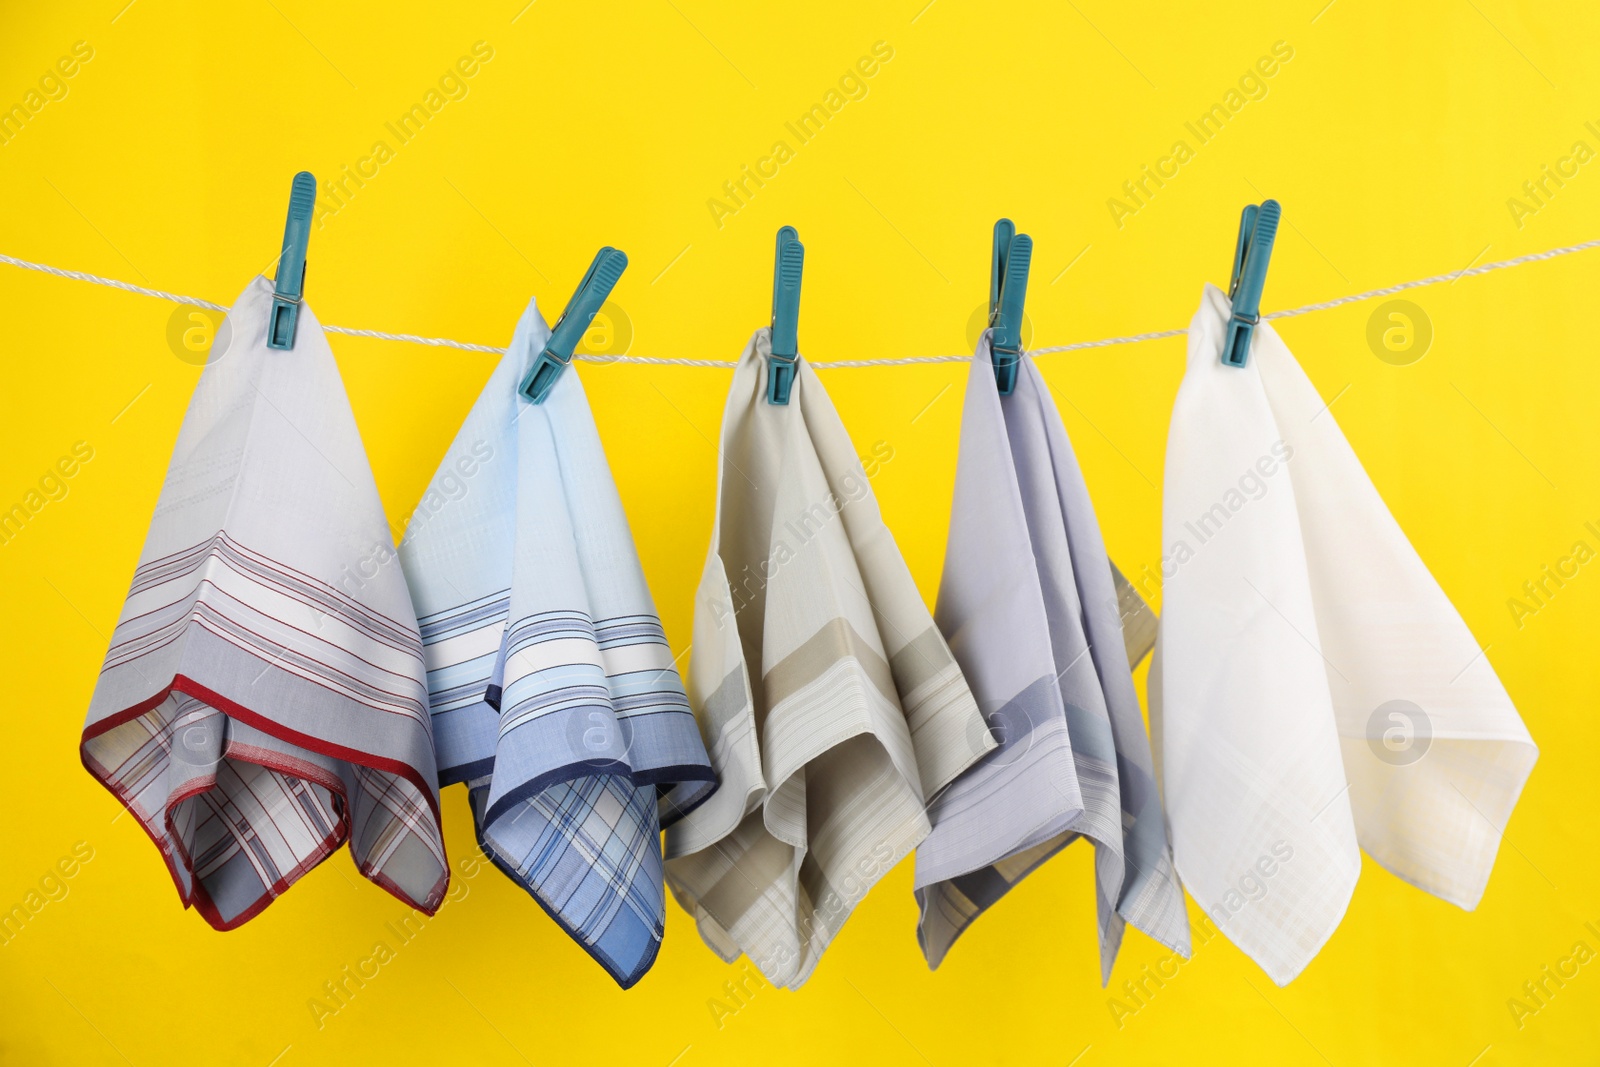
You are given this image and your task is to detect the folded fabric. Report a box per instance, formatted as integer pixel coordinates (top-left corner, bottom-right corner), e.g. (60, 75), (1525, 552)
(80, 276), (448, 929)
(917, 334), (1189, 979)
(399, 298), (714, 988)
(663, 330), (994, 988)
(1153, 284), (1539, 985)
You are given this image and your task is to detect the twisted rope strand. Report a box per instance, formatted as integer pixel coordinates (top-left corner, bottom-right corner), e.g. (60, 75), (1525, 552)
(5, 238), (1596, 368)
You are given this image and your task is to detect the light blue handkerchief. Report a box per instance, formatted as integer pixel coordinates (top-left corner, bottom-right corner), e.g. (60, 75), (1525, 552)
(399, 298), (715, 987)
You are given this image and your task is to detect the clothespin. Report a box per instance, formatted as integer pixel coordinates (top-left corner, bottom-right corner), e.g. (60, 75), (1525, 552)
(768, 226), (804, 405)
(1220, 199), (1280, 368)
(518, 246), (629, 404)
(989, 218), (1033, 395)
(266, 171), (317, 350)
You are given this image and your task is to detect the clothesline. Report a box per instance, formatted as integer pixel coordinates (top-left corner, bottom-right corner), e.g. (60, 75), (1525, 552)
(4, 239), (1597, 367)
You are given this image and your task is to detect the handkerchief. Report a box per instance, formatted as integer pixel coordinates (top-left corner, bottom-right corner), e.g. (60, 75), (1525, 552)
(80, 276), (448, 928)
(663, 330), (994, 988)
(1153, 284), (1538, 985)
(399, 298), (715, 988)
(917, 335), (1189, 979)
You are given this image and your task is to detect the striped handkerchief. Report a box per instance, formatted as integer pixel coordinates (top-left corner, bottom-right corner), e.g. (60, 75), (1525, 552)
(399, 298), (715, 988)
(1153, 285), (1538, 985)
(80, 276), (448, 929)
(916, 335), (1189, 979)
(663, 329), (994, 989)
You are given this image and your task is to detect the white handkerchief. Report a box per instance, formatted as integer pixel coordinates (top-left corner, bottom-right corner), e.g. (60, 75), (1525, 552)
(664, 329), (994, 988)
(81, 277), (448, 928)
(917, 335), (1188, 979)
(1154, 284), (1538, 985)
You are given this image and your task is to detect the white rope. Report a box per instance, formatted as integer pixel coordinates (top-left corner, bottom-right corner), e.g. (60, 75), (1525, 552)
(0, 254), (232, 313)
(4, 239), (1597, 368)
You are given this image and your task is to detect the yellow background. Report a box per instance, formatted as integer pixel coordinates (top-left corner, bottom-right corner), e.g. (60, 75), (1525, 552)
(2, 1), (1598, 1063)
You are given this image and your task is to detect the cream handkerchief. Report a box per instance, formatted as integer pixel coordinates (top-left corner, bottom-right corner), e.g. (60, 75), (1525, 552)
(1154, 284), (1538, 985)
(664, 330), (993, 988)
(917, 334), (1188, 979)
(81, 277), (447, 928)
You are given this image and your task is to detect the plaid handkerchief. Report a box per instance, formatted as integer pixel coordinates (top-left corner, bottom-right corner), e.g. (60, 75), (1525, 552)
(400, 298), (714, 987)
(80, 276), (448, 928)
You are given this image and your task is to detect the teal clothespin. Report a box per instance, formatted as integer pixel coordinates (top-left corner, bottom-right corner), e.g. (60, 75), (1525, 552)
(1221, 200), (1280, 368)
(518, 246), (629, 404)
(266, 171), (317, 350)
(989, 218), (1033, 395)
(768, 226), (804, 405)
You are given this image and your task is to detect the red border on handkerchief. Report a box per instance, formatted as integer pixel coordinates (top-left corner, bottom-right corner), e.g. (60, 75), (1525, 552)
(81, 673), (447, 929)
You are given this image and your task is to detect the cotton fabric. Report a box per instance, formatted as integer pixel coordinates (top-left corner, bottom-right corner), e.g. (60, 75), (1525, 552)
(664, 330), (994, 989)
(917, 334), (1189, 979)
(399, 298), (715, 988)
(1153, 284), (1539, 985)
(80, 276), (448, 929)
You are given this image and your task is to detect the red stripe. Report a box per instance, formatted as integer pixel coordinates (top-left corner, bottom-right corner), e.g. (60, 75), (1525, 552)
(82, 675), (442, 823)
(116, 541), (422, 663)
(132, 532), (419, 642)
(81, 687), (448, 930)
(122, 587), (426, 706)
(105, 604), (432, 729)
(224, 534), (420, 646)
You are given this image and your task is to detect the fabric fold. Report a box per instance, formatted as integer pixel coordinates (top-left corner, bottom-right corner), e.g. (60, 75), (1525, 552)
(664, 329), (994, 989)
(1153, 284), (1538, 986)
(916, 334), (1189, 979)
(80, 276), (448, 929)
(399, 298), (715, 988)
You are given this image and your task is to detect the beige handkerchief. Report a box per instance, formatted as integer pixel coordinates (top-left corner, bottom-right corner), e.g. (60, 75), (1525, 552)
(665, 329), (993, 988)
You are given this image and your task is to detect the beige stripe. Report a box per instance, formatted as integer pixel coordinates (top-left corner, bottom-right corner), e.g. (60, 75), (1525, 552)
(763, 616), (895, 709)
(993, 833), (1073, 881)
(1112, 561), (1157, 669)
(888, 625), (955, 695)
(702, 666), (750, 729)
(698, 824), (794, 926)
